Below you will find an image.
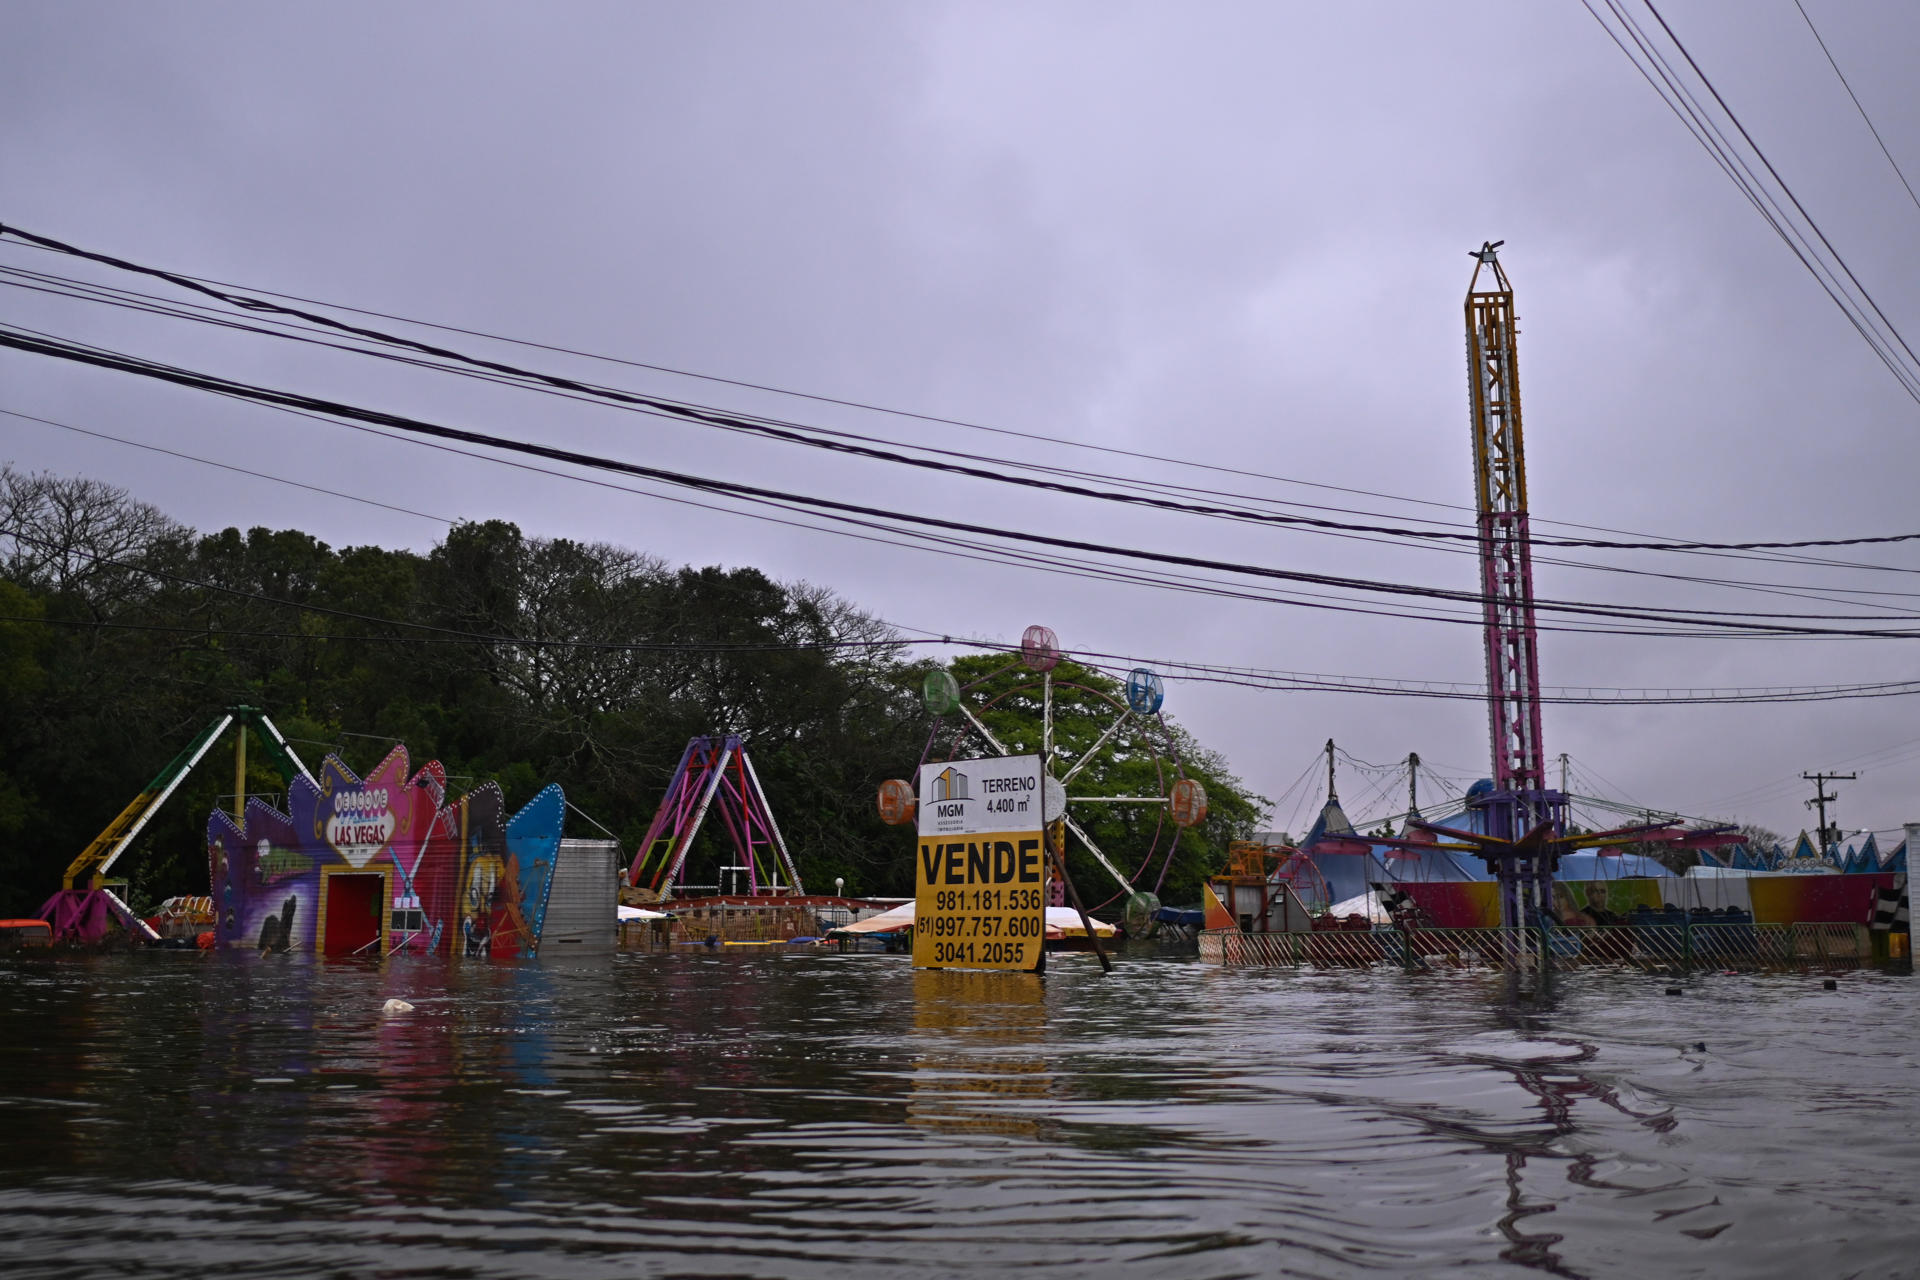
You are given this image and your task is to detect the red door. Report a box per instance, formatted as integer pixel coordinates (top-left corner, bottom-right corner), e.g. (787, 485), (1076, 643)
(323, 874), (384, 956)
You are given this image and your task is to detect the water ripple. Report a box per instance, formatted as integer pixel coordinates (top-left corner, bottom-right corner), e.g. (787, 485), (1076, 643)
(0, 952), (1914, 1277)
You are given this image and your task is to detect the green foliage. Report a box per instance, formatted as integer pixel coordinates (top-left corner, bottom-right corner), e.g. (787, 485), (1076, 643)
(936, 656), (1264, 906)
(0, 469), (1262, 916)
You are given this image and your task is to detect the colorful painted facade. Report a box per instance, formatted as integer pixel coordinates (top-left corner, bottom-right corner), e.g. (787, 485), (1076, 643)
(1398, 872), (1898, 930)
(206, 745), (566, 956)
(1730, 829), (1910, 873)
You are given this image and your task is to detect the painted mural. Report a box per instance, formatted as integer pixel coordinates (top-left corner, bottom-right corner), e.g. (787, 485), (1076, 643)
(1401, 881), (1503, 929)
(1744, 872), (1892, 925)
(206, 745), (566, 957)
(398, 781), (565, 959)
(1549, 878), (1665, 925)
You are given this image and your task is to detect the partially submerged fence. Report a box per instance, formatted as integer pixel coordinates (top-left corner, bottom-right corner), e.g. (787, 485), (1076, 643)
(1199, 922), (1879, 973)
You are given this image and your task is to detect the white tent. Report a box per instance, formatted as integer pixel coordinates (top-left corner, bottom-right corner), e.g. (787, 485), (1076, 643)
(831, 901), (917, 934)
(1045, 907), (1118, 938)
(828, 902), (1116, 938)
(1328, 889), (1392, 923)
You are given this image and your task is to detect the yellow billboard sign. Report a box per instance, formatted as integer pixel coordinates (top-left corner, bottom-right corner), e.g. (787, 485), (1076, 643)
(913, 754), (1047, 971)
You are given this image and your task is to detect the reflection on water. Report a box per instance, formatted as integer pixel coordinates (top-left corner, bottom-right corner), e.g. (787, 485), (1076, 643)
(0, 951), (1915, 1278)
(910, 969), (1050, 1141)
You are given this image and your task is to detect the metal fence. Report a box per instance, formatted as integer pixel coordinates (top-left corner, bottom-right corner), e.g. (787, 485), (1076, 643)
(1199, 922), (1877, 973)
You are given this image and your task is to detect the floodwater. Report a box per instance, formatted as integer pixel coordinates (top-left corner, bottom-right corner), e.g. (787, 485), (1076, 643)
(0, 951), (1914, 1279)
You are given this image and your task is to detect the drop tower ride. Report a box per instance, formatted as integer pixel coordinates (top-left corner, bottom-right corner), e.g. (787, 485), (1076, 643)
(1462, 242), (1566, 922)
(1350, 244), (1737, 928)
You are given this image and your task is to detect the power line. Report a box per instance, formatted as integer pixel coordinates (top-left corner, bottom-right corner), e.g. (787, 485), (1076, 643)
(19, 511), (1920, 704)
(1589, 0), (1917, 404)
(1793, 0), (1920, 219)
(1640, 0), (1920, 377)
(20, 323), (1920, 641)
(0, 232), (1635, 530)
(11, 222), (1920, 556)
(1584, 0), (1920, 407)
(20, 235), (1920, 597)
(24, 284), (1920, 617)
(1698, 730), (1920, 811)
(1, 407), (453, 527)
(0, 260), (1500, 542)
(1125, 661), (1920, 706)
(0, 394), (1532, 635)
(18, 320), (1920, 640)
(23, 259), (1920, 626)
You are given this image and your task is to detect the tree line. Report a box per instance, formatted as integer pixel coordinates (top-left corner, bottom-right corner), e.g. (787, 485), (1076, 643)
(0, 467), (1262, 917)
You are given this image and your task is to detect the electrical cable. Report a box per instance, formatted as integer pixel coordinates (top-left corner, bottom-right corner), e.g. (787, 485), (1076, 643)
(23, 305), (1920, 622)
(0, 232), (1796, 545)
(24, 258), (1920, 626)
(1641, 0), (1920, 380)
(41, 505), (1900, 704)
(20, 237), (1920, 604)
(1583, 0), (1920, 407)
(34, 386), (1786, 641)
(1698, 731), (1920, 810)
(11, 221), (1920, 556)
(1590, 0), (1920, 408)
(17, 324), (1920, 639)
(2, 407), (453, 526)
(1793, 0), (1920, 218)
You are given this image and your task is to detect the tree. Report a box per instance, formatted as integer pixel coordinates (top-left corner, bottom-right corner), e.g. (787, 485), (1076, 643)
(0, 466), (186, 613)
(930, 656), (1265, 907)
(0, 468), (1266, 917)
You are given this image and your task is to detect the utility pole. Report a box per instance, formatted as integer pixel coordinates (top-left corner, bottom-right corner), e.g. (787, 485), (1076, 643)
(1803, 771), (1855, 857)
(233, 723), (247, 824)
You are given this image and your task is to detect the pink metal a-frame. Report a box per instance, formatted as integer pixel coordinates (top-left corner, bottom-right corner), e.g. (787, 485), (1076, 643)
(625, 735), (804, 898)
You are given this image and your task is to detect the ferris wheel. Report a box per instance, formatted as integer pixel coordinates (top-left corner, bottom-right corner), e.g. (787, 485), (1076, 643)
(879, 625), (1208, 930)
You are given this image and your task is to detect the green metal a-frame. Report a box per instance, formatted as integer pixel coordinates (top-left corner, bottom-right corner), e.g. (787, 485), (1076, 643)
(61, 705), (315, 891)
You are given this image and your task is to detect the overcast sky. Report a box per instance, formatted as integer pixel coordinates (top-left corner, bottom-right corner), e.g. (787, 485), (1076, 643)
(5, 1), (1919, 846)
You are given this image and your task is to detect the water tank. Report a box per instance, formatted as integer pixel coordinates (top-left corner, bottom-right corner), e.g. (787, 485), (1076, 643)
(539, 839), (619, 953)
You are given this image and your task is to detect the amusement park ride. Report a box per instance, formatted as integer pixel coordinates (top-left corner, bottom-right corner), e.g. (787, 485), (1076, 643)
(621, 631), (1208, 931)
(1360, 243), (1737, 926)
(47, 705), (315, 940)
(881, 625), (1210, 931)
(624, 734), (804, 900)
(621, 246), (1736, 932)
(62, 705), (314, 893)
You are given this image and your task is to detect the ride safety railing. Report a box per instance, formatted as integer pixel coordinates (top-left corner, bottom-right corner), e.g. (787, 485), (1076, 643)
(1199, 922), (1880, 973)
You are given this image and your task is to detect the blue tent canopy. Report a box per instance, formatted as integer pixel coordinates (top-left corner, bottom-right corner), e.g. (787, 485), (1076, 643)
(1301, 781), (1680, 902)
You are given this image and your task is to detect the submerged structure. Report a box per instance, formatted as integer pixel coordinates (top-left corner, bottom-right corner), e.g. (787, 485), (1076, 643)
(626, 734), (803, 899)
(1440, 245), (1738, 920)
(1203, 761), (1908, 972)
(1463, 242), (1558, 852)
(43, 705), (314, 943)
(1397, 247), (1733, 922)
(1194, 244), (1907, 970)
(206, 745), (586, 956)
(37, 707), (608, 954)
(882, 626), (1207, 921)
